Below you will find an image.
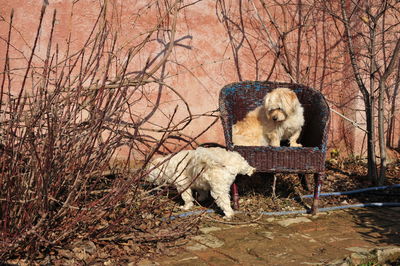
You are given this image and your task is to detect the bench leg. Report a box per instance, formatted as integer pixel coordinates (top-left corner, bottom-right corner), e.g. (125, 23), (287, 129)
(311, 172), (324, 214)
(231, 183), (239, 210)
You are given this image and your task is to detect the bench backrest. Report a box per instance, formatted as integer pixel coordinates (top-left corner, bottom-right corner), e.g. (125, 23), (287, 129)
(219, 81), (330, 149)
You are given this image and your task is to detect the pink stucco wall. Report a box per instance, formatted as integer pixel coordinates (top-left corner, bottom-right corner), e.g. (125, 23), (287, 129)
(1, 0), (399, 159)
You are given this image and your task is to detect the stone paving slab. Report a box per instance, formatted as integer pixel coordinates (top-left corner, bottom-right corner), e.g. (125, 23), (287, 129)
(145, 208), (400, 265)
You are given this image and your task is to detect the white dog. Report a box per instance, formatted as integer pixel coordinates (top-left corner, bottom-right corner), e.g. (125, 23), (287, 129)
(232, 87), (304, 147)
(146, 147), (255, 218)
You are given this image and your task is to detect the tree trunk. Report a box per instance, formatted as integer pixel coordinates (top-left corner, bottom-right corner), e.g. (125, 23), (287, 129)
(377, 38), (400, 184)
(386, 59), (400, 147)
(377, 82), (386, 185)
(365, 99), (379, 184)
(368, 18), (379, 185)
(340, 0), (378, 184)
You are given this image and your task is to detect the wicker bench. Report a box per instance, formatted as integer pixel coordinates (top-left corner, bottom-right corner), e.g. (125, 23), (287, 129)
(219, 81), (330, 214)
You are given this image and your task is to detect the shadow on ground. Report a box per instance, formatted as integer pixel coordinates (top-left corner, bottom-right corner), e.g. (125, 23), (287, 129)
(144, 207), (400, 265)
(351, 207), (400, 247)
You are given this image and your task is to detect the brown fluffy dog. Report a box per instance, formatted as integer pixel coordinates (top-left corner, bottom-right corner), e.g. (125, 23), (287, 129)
(232, 88), (304, 147)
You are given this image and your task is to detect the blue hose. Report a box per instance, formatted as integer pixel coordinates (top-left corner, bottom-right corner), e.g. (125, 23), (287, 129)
(301, 184), (400, 198)
(260, 209), (307, 216)
(164, 184), (400, 220)
(166, 202), (400, 220)
(318, 202), (400, 211)
(260, 202), (400, 216)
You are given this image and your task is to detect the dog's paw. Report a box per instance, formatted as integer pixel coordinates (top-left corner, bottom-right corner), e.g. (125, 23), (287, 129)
(180, 203), (194, 211)
(290, 142), (302, 147)
(223, 210), (235, 220)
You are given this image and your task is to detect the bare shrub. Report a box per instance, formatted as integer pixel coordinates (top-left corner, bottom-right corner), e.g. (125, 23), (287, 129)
(0, 1), (213, 261)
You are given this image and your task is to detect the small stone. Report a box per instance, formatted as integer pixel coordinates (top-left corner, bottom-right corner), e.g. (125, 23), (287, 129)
(349, 253), (368, 265)
(257, 231), (274, 240)
(72, 240), (97, 255)
(178, 256), (200, 262)
(376, 247), (400, 263)
(199, 226), (223, 234)
(326, 259), (350, 266)
(137, 259), (160, 266)
(277, 217), (312, 227)
(345, 247), (369, 253)
(57, 249), (75, 259)
(104, 260), (115, 265)
(185, 234), (224, 251)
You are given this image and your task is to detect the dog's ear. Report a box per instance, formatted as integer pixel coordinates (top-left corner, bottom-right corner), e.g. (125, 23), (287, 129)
(288, 90), (298, 102)
(277, 91), (291, 114)
(263, 93), (270, 107)
(285, 90), (299, 114)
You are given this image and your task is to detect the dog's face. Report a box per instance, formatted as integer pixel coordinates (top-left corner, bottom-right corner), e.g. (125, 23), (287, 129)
(268, 108), (287, 122)
(145, 157), (165, 184)
(263, 88), (298, 122)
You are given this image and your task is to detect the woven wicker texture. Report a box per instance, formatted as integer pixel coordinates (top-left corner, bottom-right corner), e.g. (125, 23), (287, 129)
(219, 81), (330, 173)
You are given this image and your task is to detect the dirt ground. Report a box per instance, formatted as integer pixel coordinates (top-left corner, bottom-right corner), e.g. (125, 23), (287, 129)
(139, 161), (400, 265)
(143, 207), (400, 265)
(4, 161), (400, 265)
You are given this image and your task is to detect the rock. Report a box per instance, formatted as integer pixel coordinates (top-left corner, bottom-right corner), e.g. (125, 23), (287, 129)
(328, 246), (400, 265)
(277, 217), (312, 227)
(177, 256), (200, 262)
(137, 259), (160, 265)
(57, 249), (75, 259)
(327, 258), (351, 266)
(185, 234), (224, 251)
(256, 231), (274, 240)
(348, 252), (368, 265)
(104, 259), (115, 265)
(72, 240), (97, 255)
(71, 240), (97, 261)
(345, 247), (369, 253)
(376, 247), (400, 263)
(199, 226), (223, 234)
